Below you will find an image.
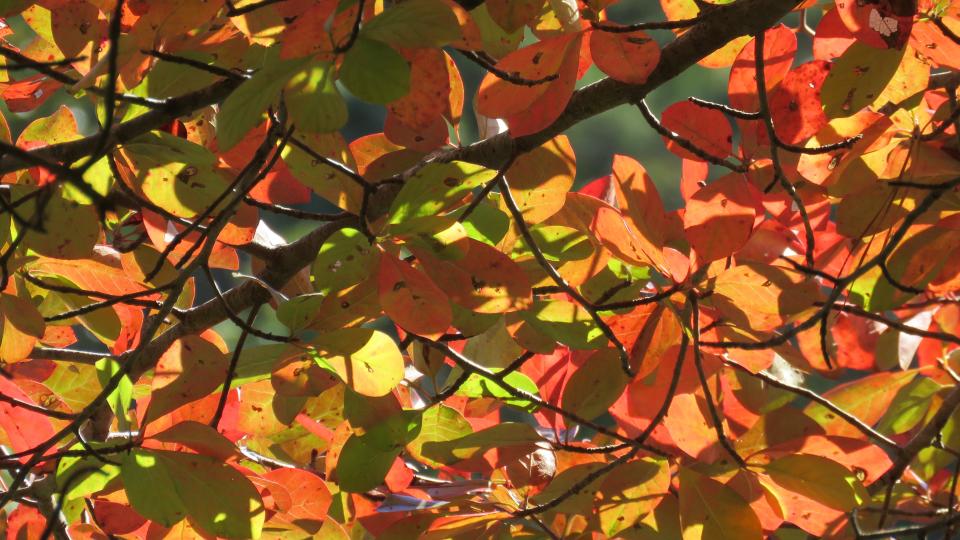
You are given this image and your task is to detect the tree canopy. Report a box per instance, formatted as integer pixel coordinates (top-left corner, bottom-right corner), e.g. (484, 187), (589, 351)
(2, 0), (960, 538)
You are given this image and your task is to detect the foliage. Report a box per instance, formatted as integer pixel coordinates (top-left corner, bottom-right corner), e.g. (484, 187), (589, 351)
(3, 0), (960, 538)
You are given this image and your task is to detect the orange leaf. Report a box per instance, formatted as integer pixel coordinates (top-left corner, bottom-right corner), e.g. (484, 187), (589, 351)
(683, 174), (757, 264)
(378, 253), (452, 339)
(589, 28), (660, 85)
(476, 32), (583, 137)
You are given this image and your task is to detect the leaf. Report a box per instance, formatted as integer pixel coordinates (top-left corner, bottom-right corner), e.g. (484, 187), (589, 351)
(523, 300), (606, 349)
(96, 357), (132, 428)
(595, 205), (665, 270)
(707, 263), (821, 333)
(311, 228), (377, 295)
(660, 101), (733, 162)
(597, 458), (671, 536)
(728, 24), (797, 112)
(362, 0), (461, 48)
(284, 62), (347, 134)
(0, 293), (44, 363)
(683, 174), (757, 263)
(803, 370), (917, 437)
(759, 454), (866, 512)
(378, 253), (453, 340)
(21, 188), (99, 259)
(149, 421), (241, 461)
(406, 404), (473, 467)
(122, 449), (265, 539)
(475, 33), (583, 136)
(119, 131), (229, 219)
(768, 60), (831, 144)
(420, 422), (543, 465)
(262, 467), (335, 535)
(590, 28), (661, 85)
(387, 161), (498, 224)
(217, 54), (311, 150)
(503, 135), (576, 224)
(144, 336), (229, 424)
(486, 0), (543, 32)
(456, 370), (541, 411)
(57, 444), (121, 501)
(311, 328), (404, 397)
(278, 0), (337, 59)
(532, 462), (608, 514)
(561, 348), (630, 420)
(339, 38), (410, 104)
(524, 225), (594, 262)
(610, 154), (668, 265)
(678, 467), (762, 540)
(821, 42), (904, 118)
(836, 0), (914, 49)
(336, 410), (422, 492)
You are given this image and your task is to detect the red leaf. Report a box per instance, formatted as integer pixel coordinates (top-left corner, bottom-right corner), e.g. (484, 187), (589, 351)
(660, 100), (733, 162)
(727, 24), (796, 112)
(835, 0), (914, 50)
(683, 174), (758, 263)
(768, 60), (831, 145)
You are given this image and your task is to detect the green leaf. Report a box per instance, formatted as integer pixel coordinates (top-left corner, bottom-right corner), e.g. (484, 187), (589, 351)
(339, 38), (410, 104)
(420, 422), (543, 465)
(821, 42), (904, 119)
(22, 188), (99, 259)
(761, 454), (866, 511)
(453, 201), (510, 246)
(96, 357), (132, 431)
(120, 131), (229, 219)
(284, 62), (347, 133)
(876, 377), (941, 435)
(804, 370), (917, 438)
(388, 160), (498, 224)
(57, 444), (121, 501)
(122, 449), (265, 539)
(337, 410), (423, 492)
(310, 228), (377, 295)
(406, 405), (473, 467)
(217, 55), (311, 150)
(312, 328), (405, 397)
(336, 434), (401, 493)
(456, 370), (540, 411)
(362, 0), (460, 48)
(121, 450), (188, 527)
(532, 462), (608, 515)
(523, 225), (594, 261)
(276, 293), (325, 333)
(522, 300), (607, 349)
(144, 52), (218, 98)
(597, 459), (671, 537)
